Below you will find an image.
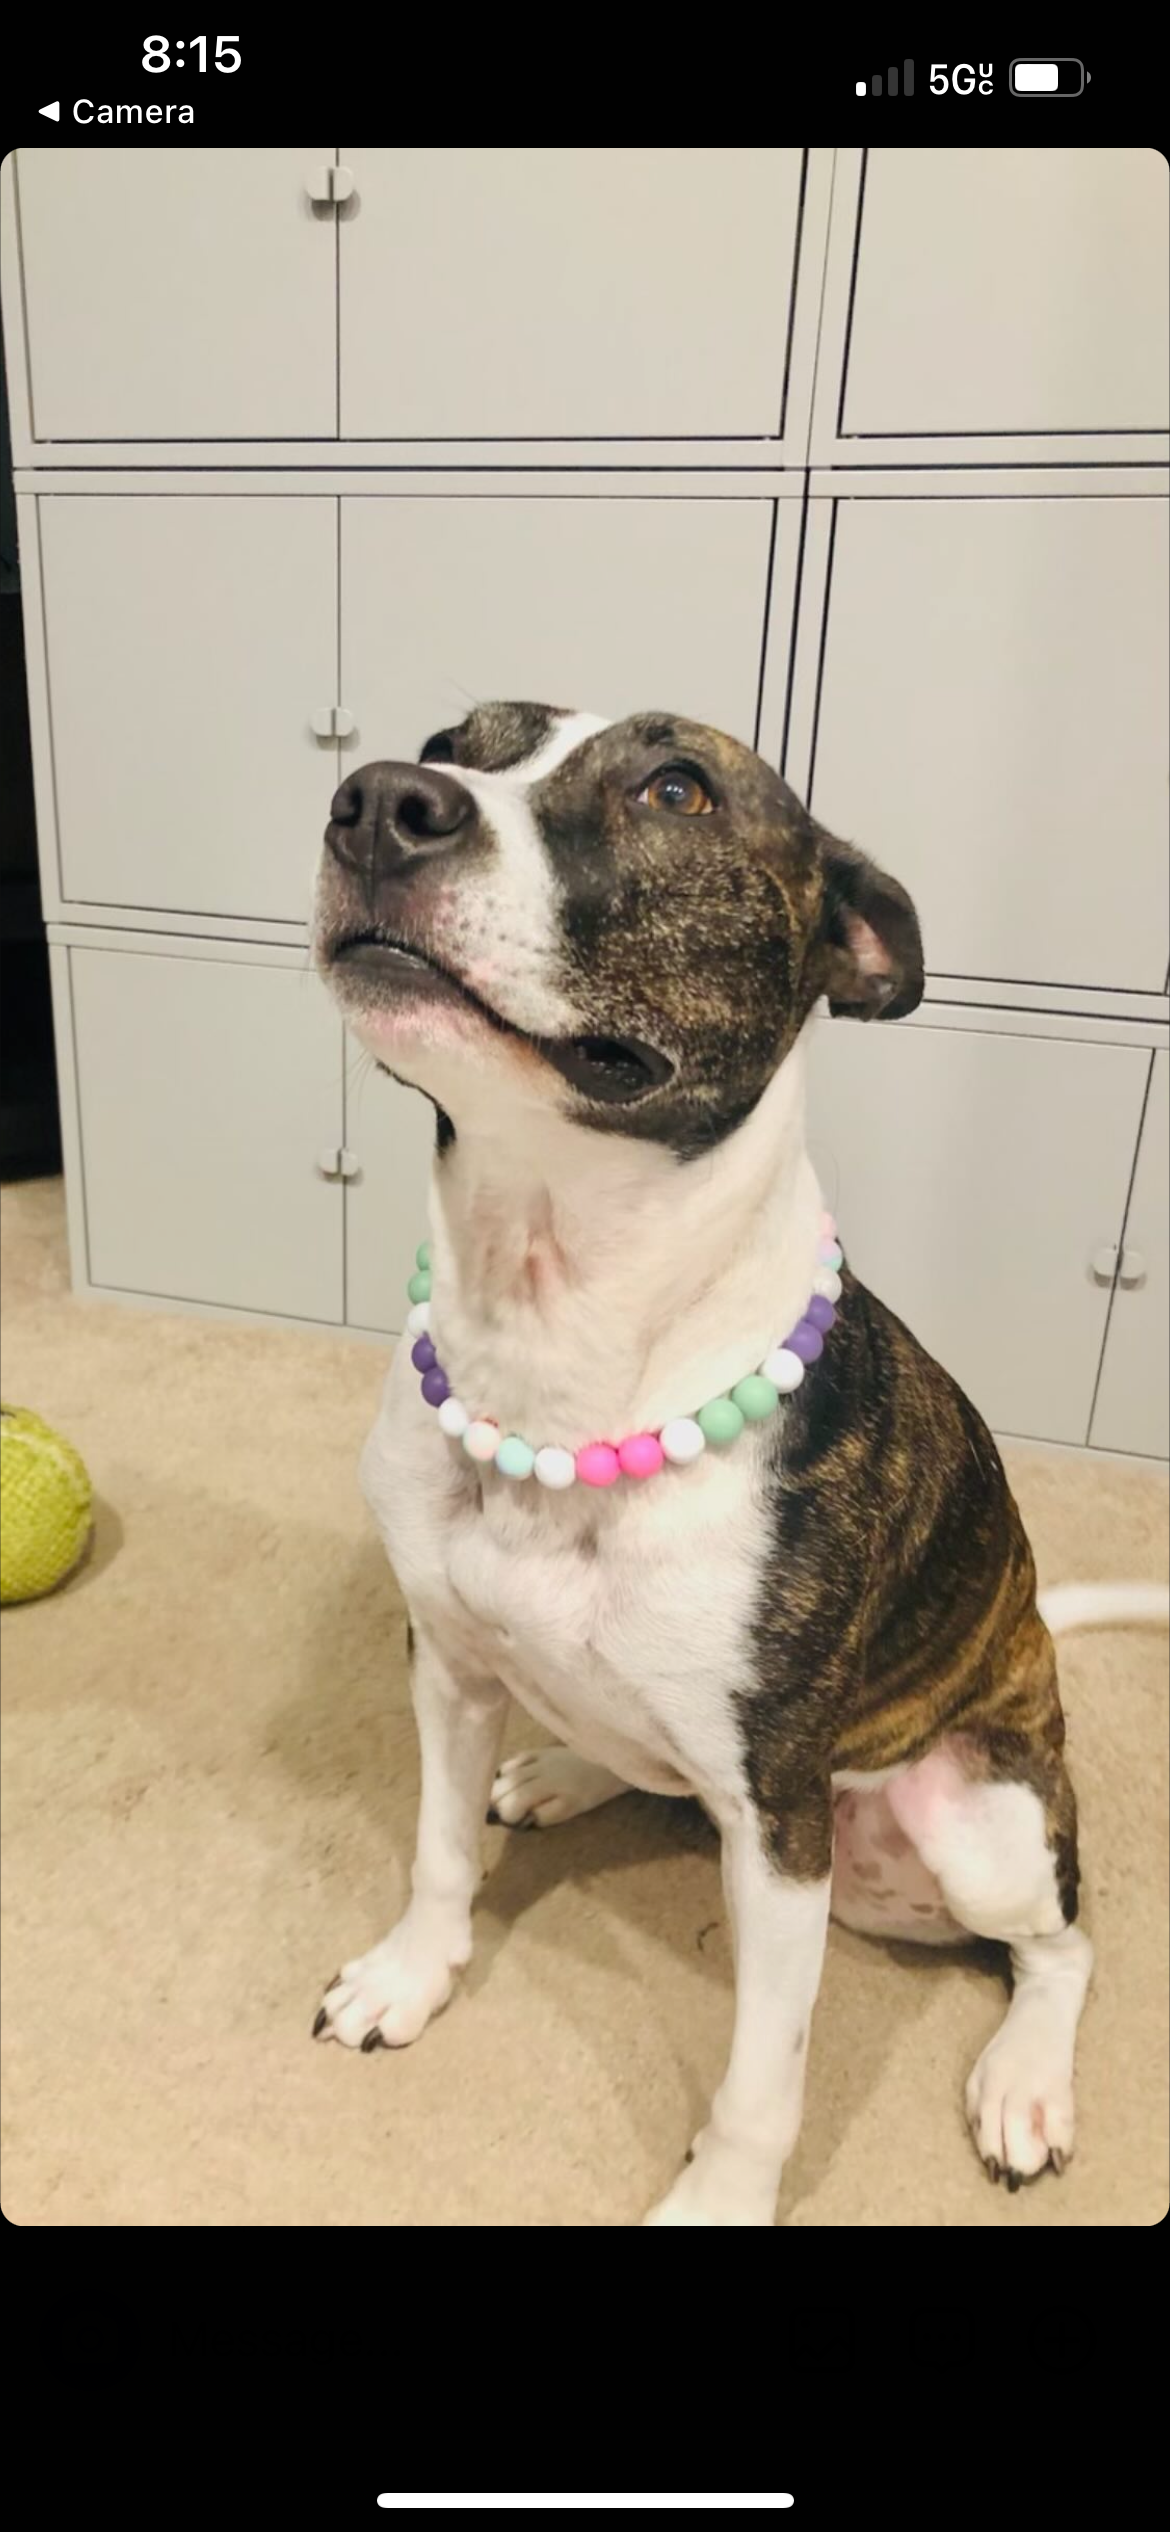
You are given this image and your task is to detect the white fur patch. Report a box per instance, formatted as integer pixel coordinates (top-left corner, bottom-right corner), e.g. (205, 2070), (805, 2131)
(430, 709), (613, 1041)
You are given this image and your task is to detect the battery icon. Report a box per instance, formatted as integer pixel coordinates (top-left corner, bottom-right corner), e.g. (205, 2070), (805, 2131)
(1010, 58), (1086, 94)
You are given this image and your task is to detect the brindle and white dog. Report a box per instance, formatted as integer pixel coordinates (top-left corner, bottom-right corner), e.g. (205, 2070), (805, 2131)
(311, 702), (1167, 2226)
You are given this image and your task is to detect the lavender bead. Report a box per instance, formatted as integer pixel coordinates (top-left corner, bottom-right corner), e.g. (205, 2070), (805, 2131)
(806, 1295), (837, 1334)
(411, 1335), (437, 1372)
(786, 1319), (825, 1364)
(421, 1365), (450, 1406)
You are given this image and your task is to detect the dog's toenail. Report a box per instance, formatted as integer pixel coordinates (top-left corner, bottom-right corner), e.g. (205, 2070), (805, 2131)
(987, 2159), (1001, 2183)
(312, 2007), (328, 2037)
(361, 2029), (386, 2052)
(1050, 2148), (1066, 2177)
(485, 1807), (501, 1825)
(324, 1973), (342, 1994)
(1006, 2169), (1022, 2193)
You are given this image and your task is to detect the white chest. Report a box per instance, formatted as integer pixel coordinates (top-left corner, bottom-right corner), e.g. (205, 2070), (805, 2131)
(360, 1356), (772, 1803)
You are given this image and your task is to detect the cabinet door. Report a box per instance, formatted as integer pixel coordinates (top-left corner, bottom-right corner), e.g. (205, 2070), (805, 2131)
(805, 1018), (1150, 1445)
(342, 496), (774, 755)
(18, 148), (336, 440)
(340, 149), (801, 438)
(810, 497), (1169, 993)
(42, 497), (337, 922)
(70, 949), (344, 1321)
(344, 1048), (437, 1334)
(844, 149), (1169, 435)
(1091, 1052), (1169, 1458)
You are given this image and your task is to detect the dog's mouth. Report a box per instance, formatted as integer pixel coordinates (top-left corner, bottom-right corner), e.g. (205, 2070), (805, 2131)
(329, 932), (675, 1105)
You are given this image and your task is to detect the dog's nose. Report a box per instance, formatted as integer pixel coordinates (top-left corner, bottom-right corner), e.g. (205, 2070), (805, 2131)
(325, 760), (474, 880)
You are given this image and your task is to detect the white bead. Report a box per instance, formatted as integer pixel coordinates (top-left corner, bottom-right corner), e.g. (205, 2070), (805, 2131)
(812, 1268), (842, 1304)
(437, 1396), (469, 1439)
(761, 1346), (805, 1393)
(660, 1416), (706, 1465)
(405, 1301), (431, 1337)
(463, 1419), (500, 1462)
(534, 1445), (576, 1490)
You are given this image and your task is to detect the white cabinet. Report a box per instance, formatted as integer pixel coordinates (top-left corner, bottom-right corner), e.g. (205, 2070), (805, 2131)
(339, 149), (802, 439)
(843, 149), (1169, 436)
(41, 497), (337, 921)
(17, 150), (336, 440)
(38, 490), (778, 925)
(1091, 1053), (1169, 1459)
(344, 1048), (437, 1335)
(68, 948), (344, 1321)
(810, 496), (1169, 992)
(806, 1017), (1151, 1446)
(341, 495), (776, 755)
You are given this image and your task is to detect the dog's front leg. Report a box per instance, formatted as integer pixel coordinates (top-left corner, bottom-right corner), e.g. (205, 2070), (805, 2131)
(315, 1623), (507, 2051)
(644, 1794), (831, 2226)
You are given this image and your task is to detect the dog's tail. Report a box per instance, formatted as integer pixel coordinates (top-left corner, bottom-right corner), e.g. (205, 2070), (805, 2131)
(1039, 1581), (1170, 1636)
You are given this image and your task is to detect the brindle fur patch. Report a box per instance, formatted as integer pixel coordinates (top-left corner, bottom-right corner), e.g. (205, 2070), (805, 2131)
(421, 701), (565, 775)
(528, 715), (923, 1155)
(740, 1266), (1079, 1919)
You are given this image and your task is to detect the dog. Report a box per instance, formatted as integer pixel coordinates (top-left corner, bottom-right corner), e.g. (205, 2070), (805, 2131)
(311, 701), (1168, 2225)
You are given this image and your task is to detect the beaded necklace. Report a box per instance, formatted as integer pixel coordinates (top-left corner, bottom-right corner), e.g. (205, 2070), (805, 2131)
(403, 1215), (843, 1491)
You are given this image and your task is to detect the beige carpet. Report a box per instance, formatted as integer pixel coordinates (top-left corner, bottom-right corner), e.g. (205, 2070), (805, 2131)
(2, 1176), (1167, 2227)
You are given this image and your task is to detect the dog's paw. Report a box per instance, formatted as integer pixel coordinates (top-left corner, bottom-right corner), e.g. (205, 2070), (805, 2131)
(488, 1746), (625, 1828)
(642, 2151), (777, 2228)
(642, 2194), (719, 2226)
(312, 1916), (462, 2051)
(965, 2027), (1076, 2188)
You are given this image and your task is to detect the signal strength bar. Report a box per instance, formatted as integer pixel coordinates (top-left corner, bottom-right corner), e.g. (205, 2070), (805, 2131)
(855, 61), (915, 95)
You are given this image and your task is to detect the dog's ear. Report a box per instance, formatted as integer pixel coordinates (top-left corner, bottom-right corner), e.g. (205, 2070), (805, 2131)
(816, 828), (924, 1021)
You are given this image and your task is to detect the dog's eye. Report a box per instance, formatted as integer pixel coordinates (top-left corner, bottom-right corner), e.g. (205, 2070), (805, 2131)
(637, 766), (714, 817)
(419, 729), (457, 765)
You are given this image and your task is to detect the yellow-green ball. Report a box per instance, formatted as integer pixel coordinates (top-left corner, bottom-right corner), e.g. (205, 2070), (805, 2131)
(0, 1406), (93, 1604)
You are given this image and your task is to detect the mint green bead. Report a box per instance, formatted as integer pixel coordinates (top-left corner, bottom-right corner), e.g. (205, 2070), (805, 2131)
(416, 1240), (432, 1271)
(406, 1268), (431, 1304)
(697, 1395), (745, 1446)
(731, 1374), (779, 1422)
(496, 1435), (535, 1480)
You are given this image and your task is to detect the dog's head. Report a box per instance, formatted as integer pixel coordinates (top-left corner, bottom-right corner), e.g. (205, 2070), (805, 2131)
(314, 704), (923, 1156)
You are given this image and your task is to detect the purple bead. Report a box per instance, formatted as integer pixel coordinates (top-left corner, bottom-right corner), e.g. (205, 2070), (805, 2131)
(786, 1319), (825, 1364)
(420, 1366), (450, 1407)
(411, 1335), (436, 1372)
(806, 1295), (837, 1334)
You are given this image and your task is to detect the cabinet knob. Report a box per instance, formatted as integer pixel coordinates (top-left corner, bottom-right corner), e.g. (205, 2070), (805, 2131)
(1090, 1244), (1119, 1286)
(310, 706), (356, 741)
(1118, 1248), (1147, 1289)
(317, 1147), (360, 1181)
(305, 166), (356, 208)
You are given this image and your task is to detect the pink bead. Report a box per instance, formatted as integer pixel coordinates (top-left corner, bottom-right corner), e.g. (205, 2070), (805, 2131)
(576, 1441), (621, 1488)
(820, 1210), (836, 1239)
(618, 1431), (665, 1479)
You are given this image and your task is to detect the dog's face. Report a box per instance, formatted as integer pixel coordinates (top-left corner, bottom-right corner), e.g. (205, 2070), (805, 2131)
(314, 704), (923, 1156)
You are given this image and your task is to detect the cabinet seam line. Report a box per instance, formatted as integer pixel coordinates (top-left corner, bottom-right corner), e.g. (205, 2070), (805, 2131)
(1085, 1048), (1156, 1443)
